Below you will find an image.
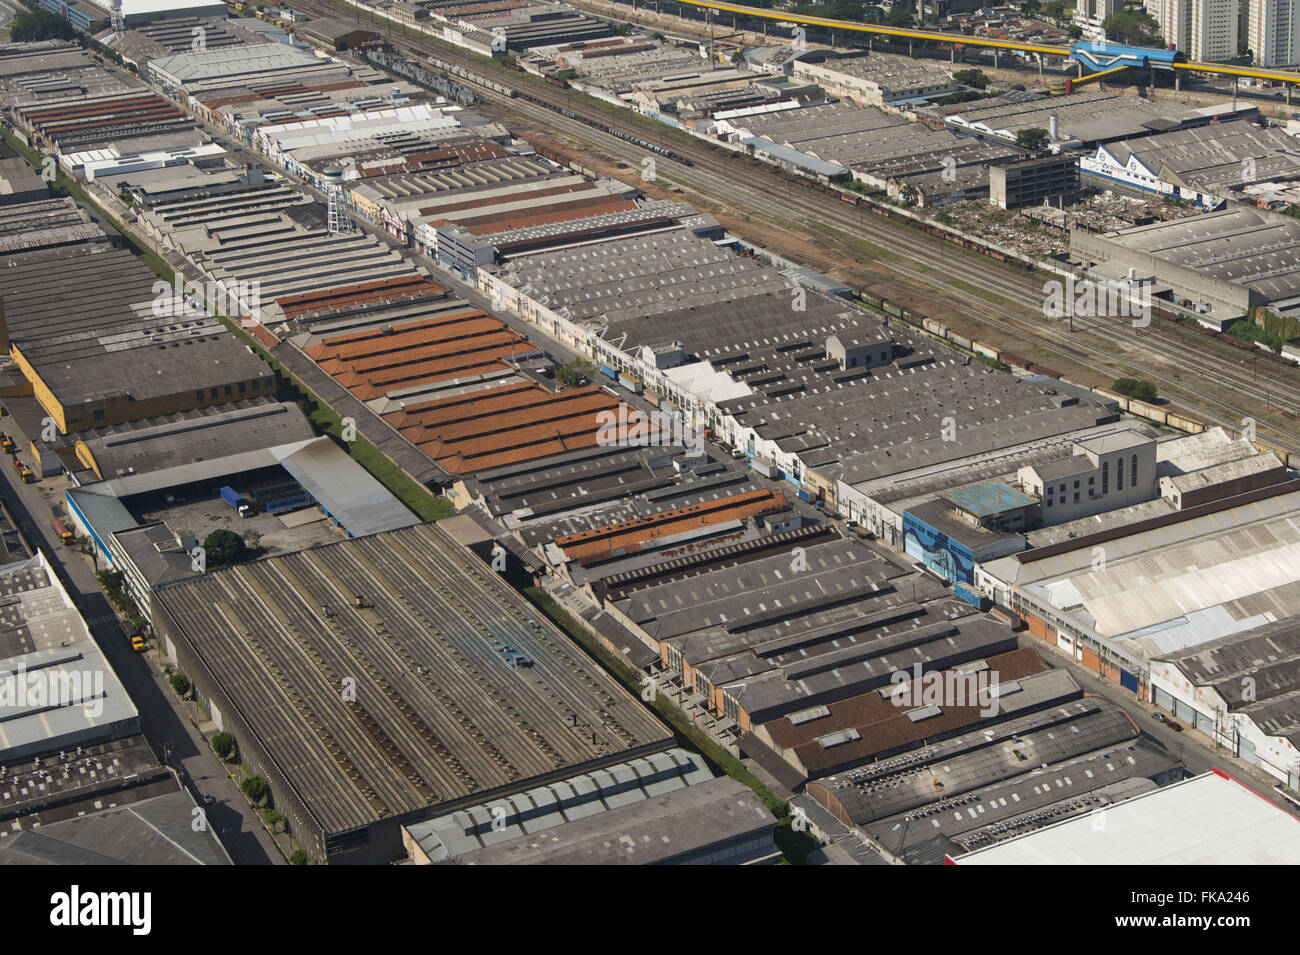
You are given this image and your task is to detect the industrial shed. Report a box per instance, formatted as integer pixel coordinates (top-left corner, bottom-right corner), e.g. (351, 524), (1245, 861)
(297, 17), (380, 51)
(276, 436), (419, 538)
(151, 523), (672, 863)
(953, 769), (1300, 865)
(403, 750), (778, 864)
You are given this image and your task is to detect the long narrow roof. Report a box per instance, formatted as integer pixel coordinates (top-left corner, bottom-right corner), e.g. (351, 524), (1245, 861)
(954, 770), (1300, 865)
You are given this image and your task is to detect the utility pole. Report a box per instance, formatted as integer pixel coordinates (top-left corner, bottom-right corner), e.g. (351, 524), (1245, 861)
(708, 8), (715, 69)
(896, 815), (912, 859)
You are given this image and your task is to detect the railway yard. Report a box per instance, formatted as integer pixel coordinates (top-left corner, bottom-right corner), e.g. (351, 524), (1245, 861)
(301, 0), (1300, 454)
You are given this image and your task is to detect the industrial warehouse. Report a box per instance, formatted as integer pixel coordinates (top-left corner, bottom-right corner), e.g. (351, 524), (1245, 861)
(0, 549), (230, 864)
(0, 0), (1299, 887)
(0, 246), (273, 434)
(150, 523), (675, 863)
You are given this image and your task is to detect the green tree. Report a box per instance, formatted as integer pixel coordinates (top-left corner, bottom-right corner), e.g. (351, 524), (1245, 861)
(953, 69), (990, 89)
(202, 528), (246, 569)
(1227, 320), (1284, 353)
(1112, 377), (1159, 402)
(241, 776), (270, 807)
(1042, 1), (1065, 19)
(938, 89), (995, 105)
(556, 358), (595, 387)
(96, 569), (126, 605)
(9, 10), (76, 42)
(1101, 11), (1163, 46)
(169, 672), (191, 698)
(242, 529), (263, 551)
(1067, 24), (1084, 38)
(1021, 0), (1041, 14)
(212, 731), (236, 761)
(290, 848), (313, 865)
(1016, 127), (1050, 150)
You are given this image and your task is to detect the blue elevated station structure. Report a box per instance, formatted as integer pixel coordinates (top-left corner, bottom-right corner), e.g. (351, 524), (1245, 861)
(1070, 42), (1184, 72)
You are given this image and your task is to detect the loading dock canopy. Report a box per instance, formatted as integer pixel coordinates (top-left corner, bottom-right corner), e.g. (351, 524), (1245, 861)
(279, 437), (420, 538)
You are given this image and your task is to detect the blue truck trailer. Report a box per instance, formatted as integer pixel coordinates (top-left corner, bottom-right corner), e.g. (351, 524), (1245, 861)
(219, 486), (252, 517)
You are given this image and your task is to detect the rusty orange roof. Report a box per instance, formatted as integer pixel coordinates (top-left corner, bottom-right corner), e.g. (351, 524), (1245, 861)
(246, 322), (281, 350)
(307, 311), (498, 363)
(555, 489), (790, 565)
(771, 648), (1048, 775)
(294, 278), (609, 474)
(358, 141), (509, 178)
(459, 198), (637, 235)
(278, 276), (447, 321)
(415, 180), (594, 217)
(382, 383), (627, 474)
(305, 309), (530, 401)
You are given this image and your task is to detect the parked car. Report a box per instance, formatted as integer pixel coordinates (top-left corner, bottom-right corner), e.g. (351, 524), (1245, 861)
(1166, 720), (1184, 732)
(1152, 712), (1168, 723)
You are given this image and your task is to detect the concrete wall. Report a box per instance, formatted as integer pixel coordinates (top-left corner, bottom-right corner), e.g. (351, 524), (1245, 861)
(1150, 657), (1300, 782)
(1020, 439), (1157, 524)
(1070, 228), (1254, 316)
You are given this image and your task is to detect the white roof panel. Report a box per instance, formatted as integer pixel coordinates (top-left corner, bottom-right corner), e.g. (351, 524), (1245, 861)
(122, 0), (224, 12)
(956, 771), (1300, 865)
(277, 437), (419, 538)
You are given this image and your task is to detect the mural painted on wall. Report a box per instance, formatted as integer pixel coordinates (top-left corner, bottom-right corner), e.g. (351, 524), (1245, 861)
(902, 512), (975, 585)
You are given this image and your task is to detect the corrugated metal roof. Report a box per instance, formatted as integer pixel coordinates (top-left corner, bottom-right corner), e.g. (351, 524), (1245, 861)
(739, 136), (846, 177)
(956, 770), (1300, 865)
(279, 437), (419, 538)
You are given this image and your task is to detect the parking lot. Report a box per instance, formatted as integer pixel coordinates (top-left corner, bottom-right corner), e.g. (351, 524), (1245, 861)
(135, 489), (344, 558)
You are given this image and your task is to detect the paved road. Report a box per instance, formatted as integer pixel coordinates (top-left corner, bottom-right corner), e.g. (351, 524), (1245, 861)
(0, 451), (282, 865)
(1042, 643), (1294, 807)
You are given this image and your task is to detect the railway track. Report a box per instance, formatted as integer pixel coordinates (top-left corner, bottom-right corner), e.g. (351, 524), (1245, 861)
(298, 0), (1300, 447)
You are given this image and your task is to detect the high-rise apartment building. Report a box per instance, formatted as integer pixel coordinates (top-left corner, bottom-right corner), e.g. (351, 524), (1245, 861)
(1246, 0), (1300, 65)
(1075, 0), (1124, 41)
(1149, 0), (1238, 61)
(1193, 0), (1241, 59)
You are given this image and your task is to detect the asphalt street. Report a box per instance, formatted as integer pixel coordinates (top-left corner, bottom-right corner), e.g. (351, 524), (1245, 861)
(0, 452), (281, 865)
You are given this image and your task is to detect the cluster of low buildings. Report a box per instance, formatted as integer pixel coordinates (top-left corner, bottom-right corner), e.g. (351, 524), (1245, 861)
(0, 21), (793, 866)
(950, 5), (1073, 48)
(383, 0), (615, 55)
(0, 545), (231, 864)
(512, 17), (1300, 324)
(3, 0), (1300, 867)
